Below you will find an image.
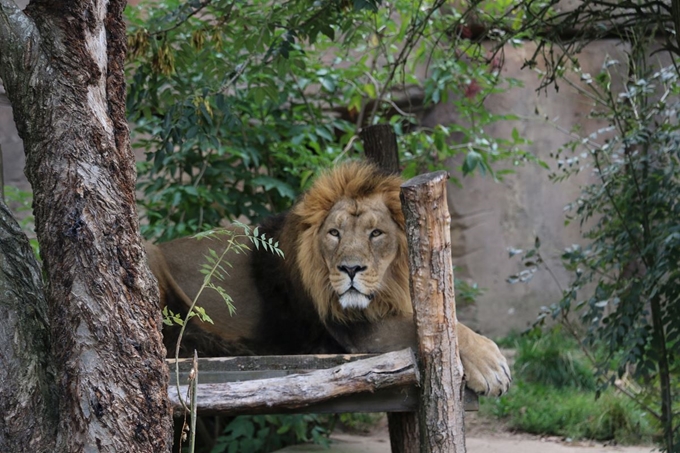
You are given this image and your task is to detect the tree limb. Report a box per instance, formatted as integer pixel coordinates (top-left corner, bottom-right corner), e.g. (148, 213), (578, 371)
(0, 1), (38, 87)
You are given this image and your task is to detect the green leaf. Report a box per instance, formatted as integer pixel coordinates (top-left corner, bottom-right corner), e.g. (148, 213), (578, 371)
(320, 76), (336, 92)
(251, 176), (296, 200)
(462, 150), (482, 175)
(353, 0), (380, 12)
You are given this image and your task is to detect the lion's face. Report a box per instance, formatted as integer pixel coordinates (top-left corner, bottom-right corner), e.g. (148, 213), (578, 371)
(319, 195), (401, 310)
(292, 162), (412, 323)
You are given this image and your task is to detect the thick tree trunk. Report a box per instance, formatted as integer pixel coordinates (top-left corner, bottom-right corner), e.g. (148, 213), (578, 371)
(0, 199), (57, 452)
(0, 1), (172, 451)
(0, 144), (4, 200)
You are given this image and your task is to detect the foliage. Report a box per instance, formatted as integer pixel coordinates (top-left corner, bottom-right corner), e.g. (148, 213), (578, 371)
(331, 412), (384, 434)
(164, 223), (282, 329)
(489, 0), (680, 449)
(125, 0), (531, 241)
(507, 44), (680, 453)
(453, 266), (485, 307)
(482, 382), (655, 444)
(481, 328), (655, 444)
(169, 225), (283, 453)
(209, 414), (330, 453)
(551, 60), (680, 451)
(513, 327), (595, 391)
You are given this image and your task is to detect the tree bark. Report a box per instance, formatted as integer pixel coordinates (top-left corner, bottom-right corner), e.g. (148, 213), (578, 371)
(169, 349), (419, 416)
(0, 143), (4, 200)
(401, 171), (467, 453)
(0, 199), (57, 452)
(0, 1), (172, 451)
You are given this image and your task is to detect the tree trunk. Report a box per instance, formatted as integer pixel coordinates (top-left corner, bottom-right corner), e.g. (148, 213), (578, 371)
(401, 171), (467, 453)
(0, 143), (4, 201)
(0, 199), (57, 452)
(0, 2), (172, 451)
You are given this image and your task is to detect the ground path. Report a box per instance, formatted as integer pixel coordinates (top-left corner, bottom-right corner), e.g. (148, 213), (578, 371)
(276, 414), (655, 453)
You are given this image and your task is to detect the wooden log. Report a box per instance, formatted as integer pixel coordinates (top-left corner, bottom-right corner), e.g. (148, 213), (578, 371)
(360, 124), (401, 175)
(168, 348), (419, 416)
(401, 171), (467, 453)
(166, 354), (478, 415)
(387, 412), (420, 453)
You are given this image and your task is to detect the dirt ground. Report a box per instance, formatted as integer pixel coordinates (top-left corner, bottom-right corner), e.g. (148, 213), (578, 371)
(276, 413), (656, 453)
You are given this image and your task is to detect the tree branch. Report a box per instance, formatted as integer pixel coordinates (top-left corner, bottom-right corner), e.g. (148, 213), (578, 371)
(0, 1), (38, 89)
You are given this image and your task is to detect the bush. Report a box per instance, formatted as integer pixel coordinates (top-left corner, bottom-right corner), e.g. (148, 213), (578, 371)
(209, 415), (330, 453)
(481, 328), (655, 444)
(513, 328), (596, 391)
(482, 382), (654, 444)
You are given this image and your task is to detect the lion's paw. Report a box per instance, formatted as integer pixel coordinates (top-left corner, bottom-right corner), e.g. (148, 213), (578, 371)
(460, 333), (511, 396)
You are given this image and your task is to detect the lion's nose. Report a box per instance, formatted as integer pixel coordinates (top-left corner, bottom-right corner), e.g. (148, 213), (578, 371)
(338, 265), (367, 279)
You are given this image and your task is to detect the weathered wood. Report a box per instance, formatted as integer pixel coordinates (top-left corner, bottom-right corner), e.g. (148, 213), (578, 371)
(168, 352), (376, 373)
(169, 349), (419, 416)
(360, 124), (401, 175)
(387, 412), (419, 453)
(167, 354), (478, 415)
(359, 123), (419, 453)
(401, 171), (467, 453)
(0, 196), (57, 452)
(0, 2), (172, 451)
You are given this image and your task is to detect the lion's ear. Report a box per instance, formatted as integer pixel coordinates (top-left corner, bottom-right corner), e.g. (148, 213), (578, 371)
(290, 193), (329, 231)
(384, 194), (405, 231)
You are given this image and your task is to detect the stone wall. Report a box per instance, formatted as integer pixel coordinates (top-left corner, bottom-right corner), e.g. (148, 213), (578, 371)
(424, 40), (632, 337)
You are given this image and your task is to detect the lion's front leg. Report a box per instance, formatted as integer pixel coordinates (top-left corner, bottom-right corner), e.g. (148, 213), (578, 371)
(327, 317), (511, 395)
(457, 323), (511, 396)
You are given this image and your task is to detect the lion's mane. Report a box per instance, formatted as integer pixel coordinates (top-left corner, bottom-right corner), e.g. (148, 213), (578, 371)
(284, 161), (412, 324)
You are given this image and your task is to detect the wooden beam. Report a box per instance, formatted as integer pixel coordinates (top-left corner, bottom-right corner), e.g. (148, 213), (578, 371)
(168, 349), (420, 416)
(401, 171), (467, 453)
(167, 353), (478, 416)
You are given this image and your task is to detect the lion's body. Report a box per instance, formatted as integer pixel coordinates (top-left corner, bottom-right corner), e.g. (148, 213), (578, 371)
(148, 162), (511, 395)
(152, 213), (344, 355)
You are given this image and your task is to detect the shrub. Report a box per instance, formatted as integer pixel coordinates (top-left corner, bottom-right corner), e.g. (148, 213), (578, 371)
(513, 328), (596, 391)
(481, 328), (655, 444)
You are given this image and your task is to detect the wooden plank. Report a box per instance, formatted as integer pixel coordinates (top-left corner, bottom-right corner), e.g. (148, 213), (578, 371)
(166, 353), (478, 414)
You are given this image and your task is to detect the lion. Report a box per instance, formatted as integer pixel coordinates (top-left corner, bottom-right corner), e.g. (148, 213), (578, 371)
(147, 161), (511, 396)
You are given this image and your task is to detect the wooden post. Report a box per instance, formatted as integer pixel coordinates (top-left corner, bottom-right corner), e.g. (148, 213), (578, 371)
(360, 124), (400, 174)
(400, 171), (466, 453)
(359, 124), (420, 453)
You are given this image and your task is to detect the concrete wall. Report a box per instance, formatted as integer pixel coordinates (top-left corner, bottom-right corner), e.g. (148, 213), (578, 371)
(425, 40), (631, 337)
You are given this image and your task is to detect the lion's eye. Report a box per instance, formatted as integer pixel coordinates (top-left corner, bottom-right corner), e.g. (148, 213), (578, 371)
(370, 229), (383, 238)
(328, 229), (340, 237)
